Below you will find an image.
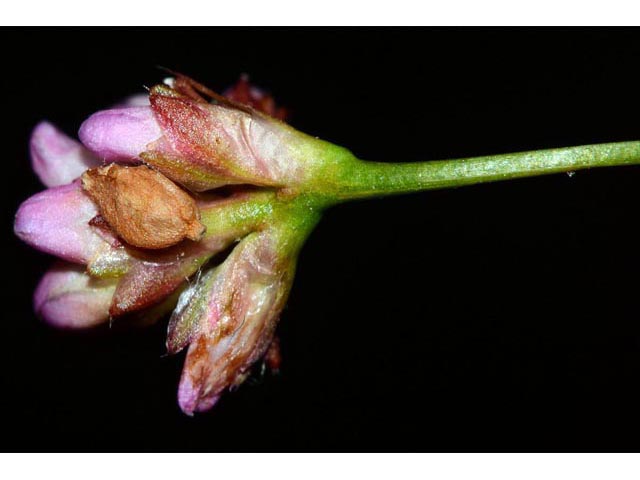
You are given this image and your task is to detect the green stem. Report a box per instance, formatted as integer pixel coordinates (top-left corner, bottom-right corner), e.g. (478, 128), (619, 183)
(328, 141), (640, 201)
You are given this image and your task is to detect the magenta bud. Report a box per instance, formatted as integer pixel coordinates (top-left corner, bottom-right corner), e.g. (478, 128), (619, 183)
(30, 121), (102, 187)
(78, 106), (162, 162)
(14, 182), (109, 264)
(35, 262), (116, 328)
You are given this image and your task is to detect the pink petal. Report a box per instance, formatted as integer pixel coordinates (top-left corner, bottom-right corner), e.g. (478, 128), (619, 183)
(78, 107), (162, 162)
(30, 121), (102, 187)
(14, 182), (108, 264)
(34, 262), (116, 329)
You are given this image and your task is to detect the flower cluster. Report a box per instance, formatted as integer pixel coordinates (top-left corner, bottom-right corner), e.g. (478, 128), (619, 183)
(19, 72), (630, 415)
(14, 75), (332, 414)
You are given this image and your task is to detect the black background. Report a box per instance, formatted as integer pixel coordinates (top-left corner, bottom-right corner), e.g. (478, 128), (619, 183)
(2, 28), (640, 451)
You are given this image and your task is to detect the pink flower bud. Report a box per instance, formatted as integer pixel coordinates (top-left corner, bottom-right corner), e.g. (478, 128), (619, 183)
(78, 106), (162, 162)
(14, 182), (111, 264)
(35, 262), (116, 328)
(77, 76), (335, 193)
(30, 122), (102, 187)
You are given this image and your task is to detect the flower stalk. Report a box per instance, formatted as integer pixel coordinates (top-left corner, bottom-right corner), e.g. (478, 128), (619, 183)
(319, 141), (640, 203)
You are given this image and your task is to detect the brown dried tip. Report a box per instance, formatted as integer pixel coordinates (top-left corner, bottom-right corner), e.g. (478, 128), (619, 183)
(81, 164), (205, 249)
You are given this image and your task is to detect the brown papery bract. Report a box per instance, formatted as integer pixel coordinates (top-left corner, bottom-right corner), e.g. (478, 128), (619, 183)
(81, 164), (205, 249)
